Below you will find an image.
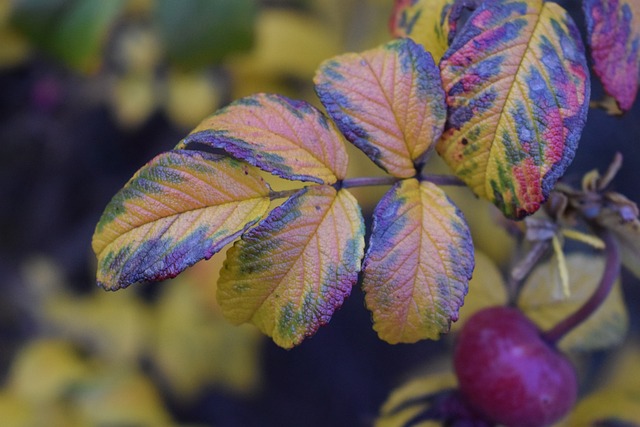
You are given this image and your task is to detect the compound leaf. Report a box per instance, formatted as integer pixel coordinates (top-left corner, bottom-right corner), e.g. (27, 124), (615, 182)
(388, 0), (455, 62)
(362, 179), (474, 344)
(518, 253), (628, 352)
(315, 38), (446, 178)
(584, 0), (640, 112)
(217, 185), (365, 348)
(437, 0), (590, 219)
(178, 93), (349, 184)
(92, 150), (271, 290)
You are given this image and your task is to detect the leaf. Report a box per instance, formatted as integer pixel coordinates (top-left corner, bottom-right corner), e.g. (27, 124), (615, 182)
(376, 372), (457, 427)
(314, 38), (446, 178)
(92, 150), (271, 290)
(154, 0), (257, 69)
(151, 272), (262, 400)
(42, 290), (152, 364)
(217, 185), (365, 349)
(583, 0), (640, 112)
(7, 339), (91, 403)
(437, 0), (590, 219)
(71, 368), (173, 426)
(598, 203), (640, 279)
(179, 93), (349, 184)
(451, 250), (507, 332)
(388, 0), (455, 63)
(518, 253), (628, 352)
(567, 340), (640, 425)
(362, 179), (474, 344)
(10, 0), (124, 72)
(569, 388), (640, 426)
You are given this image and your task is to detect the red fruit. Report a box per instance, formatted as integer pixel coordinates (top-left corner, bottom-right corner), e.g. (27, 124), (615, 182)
(453, 307), (577, 427)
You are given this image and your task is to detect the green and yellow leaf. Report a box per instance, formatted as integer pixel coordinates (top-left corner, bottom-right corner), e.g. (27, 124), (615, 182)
(217, 185), (365, 348)
(92, 150), (271, 290)
(179, 93), (349, 184)
(518, 253), (628, 352)
(388, 0), (455, 62)
(437, 0), (590, 219)
(362, 179), (474, 344)
(315, 38), (446, 178)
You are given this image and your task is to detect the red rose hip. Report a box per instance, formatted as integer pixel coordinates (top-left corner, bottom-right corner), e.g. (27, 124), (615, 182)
(453, 306), (578, 427)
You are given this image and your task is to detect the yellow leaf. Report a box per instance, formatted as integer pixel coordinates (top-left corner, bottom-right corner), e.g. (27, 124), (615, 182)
(567, 339), (640, 425)
(0, 392), (35, 427)
(227, 9), (342, 80)
(518, 253), (628, 352)
(376, 372), (457, 427)
(569, 388), (640, 426)
(42, 289), (153, 364)
(164, 69), (222, 129)
(451, 251), (508, 333)
(151, 268), (263, 399)
(110, 72), (157, 129)
(7, 339), (91, 403)
(72, 368), (173, 426)
(430, 156), (517, 266)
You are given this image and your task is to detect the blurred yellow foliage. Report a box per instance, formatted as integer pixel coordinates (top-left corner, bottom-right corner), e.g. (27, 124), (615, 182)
(518, 253), (628, 352)
(147, 247), (263, 400)
(567, 340), (640, 425)
(376, 372), (457, 427)
(450, 251), (508, 333)
(164, 69), (222, 129)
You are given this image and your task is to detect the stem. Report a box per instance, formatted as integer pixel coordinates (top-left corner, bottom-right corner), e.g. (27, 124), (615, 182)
(340, 176), (399, 188)
(419, 173), (467, 186)
(269, 188), (302, 200)
(542, 229), (620, 345)
(509, 239), (550, 302)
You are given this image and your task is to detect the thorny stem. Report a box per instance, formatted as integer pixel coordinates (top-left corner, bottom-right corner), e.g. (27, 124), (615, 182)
(542, 229), (620, 345)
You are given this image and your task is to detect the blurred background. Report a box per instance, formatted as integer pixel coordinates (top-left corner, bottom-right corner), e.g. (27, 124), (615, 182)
(0, 0), (638, 426)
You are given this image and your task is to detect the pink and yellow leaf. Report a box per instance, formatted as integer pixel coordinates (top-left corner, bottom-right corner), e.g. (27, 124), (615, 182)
(217, 185), (365, 348)
(584, 0), (640, 112)
(389, 0), (455, 62)
(92, 150), (271, 290)
(437, 0), (590, 219)
(315, 38), (446, 178)
(362, 179), (474, 344)
(178, 93), (349, 184)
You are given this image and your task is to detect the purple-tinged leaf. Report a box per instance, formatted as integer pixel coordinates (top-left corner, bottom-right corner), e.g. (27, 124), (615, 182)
(389, 0), (456, 62)
(315, 38), (446, 178)
(584, 0), (640, 112)
(362, 179), (474, 344)
(92, 150), (271, 290)
(178, 93), (349, 184)
(217, 185), (365, 348)
(437, 0), (590, 219)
